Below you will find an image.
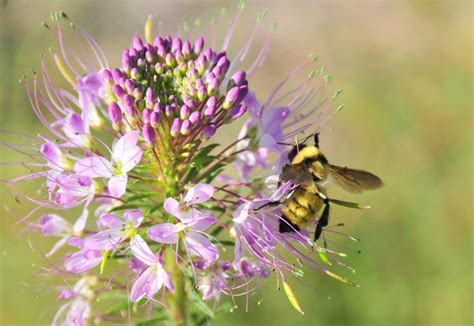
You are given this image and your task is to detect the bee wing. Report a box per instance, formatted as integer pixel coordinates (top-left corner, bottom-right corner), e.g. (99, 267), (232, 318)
(280, 163), (314, 186)
(329, 164), (383, 193)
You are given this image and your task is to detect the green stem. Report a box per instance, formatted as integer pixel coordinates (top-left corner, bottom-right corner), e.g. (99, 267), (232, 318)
(165, 247), (187, 326)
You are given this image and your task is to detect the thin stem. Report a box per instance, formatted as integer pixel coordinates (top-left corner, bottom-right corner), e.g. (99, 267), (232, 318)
(165, 246), (187, 326)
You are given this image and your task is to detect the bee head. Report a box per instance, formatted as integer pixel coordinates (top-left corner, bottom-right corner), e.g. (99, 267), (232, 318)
(286, 133), (321, 163)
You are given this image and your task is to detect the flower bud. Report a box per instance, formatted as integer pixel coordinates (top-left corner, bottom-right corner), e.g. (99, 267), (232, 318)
(170, 118), (181, 137)
(231, 71), (246, 86)
(142, 123), (156, 145)
(165, 53), (175, 67)
(180, 119), (191, 135)
(150, 111), (161, 127)
(132, 36), (144, 52)
(182, 41), (191, 59)
(142, 108), (152, 122)
(180, 105), (190, 120)
(124, 79), (135, 93)
(101, 69), (113, 82)
(197, 85), (207, 101)
(229, 103), (247, 119)
(111, 69), (123, 83)
(129, 48), (138, 59)
(107, 102), (122, 124)
(123, 94), (136, 116)
(194, 37), (205, 55)
(207, 77), (219, 96)
(171, 37), (182, 53)
(112, 84), (125, 98)
(122, 51), (131, 73)
(189, 111), (200, 124)
(145, 87), (156, 109)
(131, 67), (140, 80)
(203, 124), (216, 138)
(154, 36), (164, 48)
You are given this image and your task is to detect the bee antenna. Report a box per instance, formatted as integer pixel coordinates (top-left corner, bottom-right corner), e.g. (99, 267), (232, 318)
(276, 142), (293, 146)
(300, 133), (314, 145)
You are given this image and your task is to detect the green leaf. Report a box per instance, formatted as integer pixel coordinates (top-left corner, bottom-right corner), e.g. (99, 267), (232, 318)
(189, 290), (215, 318)
(133, 316), (168, 326)
(109, 204), (141, 213)
(105, 300), (129, 314)
(218, 240), (235, 247)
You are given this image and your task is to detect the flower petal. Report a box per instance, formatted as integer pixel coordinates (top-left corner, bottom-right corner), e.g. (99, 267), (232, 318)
(45, 236), (70, 257)
(98, 213), (123, 229)
(39, 214), (70, 236)
(185, 232), (219, 262)
(72, 209), (89, 234)
(163, 198), (180, 218)
(73, 156), (113, 178)
(184, 184), (214, 205)
(84, 229), (124, 250)
(130, 267), (159, 302)
(124, 209), (143, 227)
(64, 249), (102, 274)
(112, 131), (139, 163)
(157, 266), (174, 292)
(189, 217), (216, 232)
(130, 235), (157, 266)
(108, 174), (127, 198)
(147, 224), (179, 244)
(120, 146), (143, 173)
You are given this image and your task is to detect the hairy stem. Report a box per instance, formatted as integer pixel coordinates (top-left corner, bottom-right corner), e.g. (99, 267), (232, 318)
(165, 247), (187, 326)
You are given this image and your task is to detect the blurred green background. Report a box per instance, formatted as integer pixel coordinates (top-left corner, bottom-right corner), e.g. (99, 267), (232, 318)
(0, 0), (472, 325)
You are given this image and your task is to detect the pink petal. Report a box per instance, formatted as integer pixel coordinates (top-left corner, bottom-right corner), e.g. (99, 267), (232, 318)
(184, 184), (214, 205)
(39, 214), (70, 236)
(64, 249), (101, 273)
(124, 209), (143, 227)
(189, 217), (216, 232)
(72, 209), (89, 234)
(84, 229), (124, 250)
(163, 198), (180, 218)
(120, 146), (143, 173)
(130, 235), (157, 266)
(68, 237), (84, 249)
(147, 223), (179, 244)
(185, 232), (219, 262)
(130, 267), (160, 302)
(98, 213), (123, 229)
(112, 131), (139, 163)
(108, 174), (127, 197)
(232, 202), (251, 223)
(73, 156), (113, 178)
(157, 266), (174, 292)
(46, 236), (70, 257)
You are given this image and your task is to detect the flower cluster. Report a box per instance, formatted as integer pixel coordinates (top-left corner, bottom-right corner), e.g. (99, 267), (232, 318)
(4, 5), (360, 326)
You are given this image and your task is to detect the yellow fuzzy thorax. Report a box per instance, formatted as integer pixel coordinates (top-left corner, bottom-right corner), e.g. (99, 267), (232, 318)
(291, 146), (321, 164)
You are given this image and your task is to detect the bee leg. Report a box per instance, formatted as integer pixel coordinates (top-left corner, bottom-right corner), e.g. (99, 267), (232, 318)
(254, 200), (281, 211)
(279, 215), (300, 233)
(315, 201), (330, 241)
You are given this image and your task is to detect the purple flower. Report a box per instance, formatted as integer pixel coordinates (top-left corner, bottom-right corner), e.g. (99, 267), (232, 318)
(73, 131), (142, 197)
(53, 174), (96, 207)
(76, 72), (105, 129)
(148, 184), (219, 262)
(84, 209), (143, 250)
(64, 238), (102, 274)
(52, 276), (96, 326)
(37, 209), (89, 257)
(129, 235), (174, 302)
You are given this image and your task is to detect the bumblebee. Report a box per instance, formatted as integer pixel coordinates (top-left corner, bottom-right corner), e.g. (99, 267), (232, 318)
(277, 133), (383, 241)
